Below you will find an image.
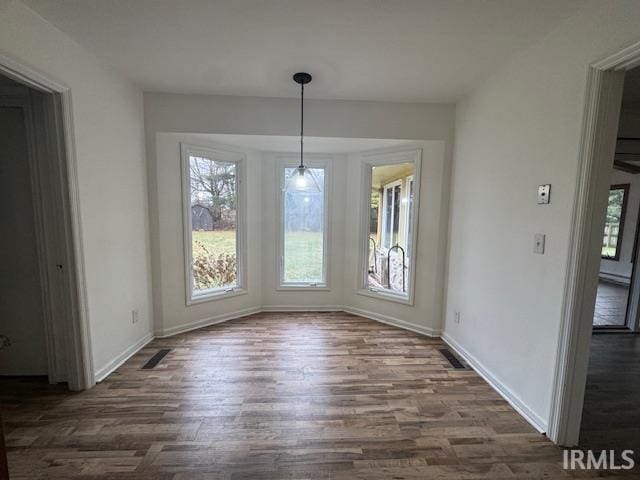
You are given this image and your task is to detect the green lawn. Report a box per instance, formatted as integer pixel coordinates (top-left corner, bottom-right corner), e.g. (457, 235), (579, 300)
(192, 230), (323, 282)
(192, 230), (236, 258)
(284, 231), (323, 282)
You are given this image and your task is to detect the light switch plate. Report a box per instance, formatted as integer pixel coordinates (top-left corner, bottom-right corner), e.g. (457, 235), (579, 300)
(534, 233), (546, 254)
(538, 184), (551, 204)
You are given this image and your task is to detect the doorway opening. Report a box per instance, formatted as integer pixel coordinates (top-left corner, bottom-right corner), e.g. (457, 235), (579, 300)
(593, 68), (640, 331)
(550, 40), (640, 448)
(580, 65), (640, 452)
(0, 56), (93, 392)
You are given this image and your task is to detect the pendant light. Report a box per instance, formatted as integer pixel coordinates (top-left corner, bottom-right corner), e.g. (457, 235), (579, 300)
(284, 72), (321, 193)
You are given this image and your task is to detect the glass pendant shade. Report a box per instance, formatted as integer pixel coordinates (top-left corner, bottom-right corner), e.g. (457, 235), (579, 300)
(283, 165), (322, 193)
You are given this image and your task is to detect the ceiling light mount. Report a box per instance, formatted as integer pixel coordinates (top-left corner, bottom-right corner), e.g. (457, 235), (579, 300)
(293, 72), (312, 85)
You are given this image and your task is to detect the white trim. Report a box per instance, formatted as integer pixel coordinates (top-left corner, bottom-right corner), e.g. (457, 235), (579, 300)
(276, 155), (332, 288)
(442, 333), (547, 434)
(381, 179), (403, 250)
(180, 142), (248, 306)
(0, 53), (68, 93)
(261, 304), (343, 312)
(550, 39), (640, 446)
(0, 53), (94, 391)
(57, 90), (95, 391)
(356, 287), (414, 306)
(94, 332), (154, 383)
(189, 288), (248, 305)
(343, 306), (440, 337)
(404, 175), (415, 259)
(357, 148), (422, 305)
(154, 306), (261, 338)
(275, 286), (332, 292)
(593, 39), (640, 71)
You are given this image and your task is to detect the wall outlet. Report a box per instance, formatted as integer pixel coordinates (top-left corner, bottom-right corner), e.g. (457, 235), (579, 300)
(534, 233), (546, 254)
(454, 311), (461, 324)
(537, 184), (551, 204)
(131, 309), (139, 324)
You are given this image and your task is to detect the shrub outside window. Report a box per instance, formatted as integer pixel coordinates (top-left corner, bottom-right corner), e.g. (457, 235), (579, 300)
(181, 144), (246, 304)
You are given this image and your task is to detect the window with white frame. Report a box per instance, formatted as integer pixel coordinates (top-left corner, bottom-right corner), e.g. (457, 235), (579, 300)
(181, 144), (245, 303)
(280, 163), (328, 287)
(362, 150), (421, 303)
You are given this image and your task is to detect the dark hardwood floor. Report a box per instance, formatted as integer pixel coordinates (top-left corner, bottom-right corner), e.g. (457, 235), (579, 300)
(580, 333), (640, 451)
(1, 312), (638, 479)
(593, 281), (630, 327)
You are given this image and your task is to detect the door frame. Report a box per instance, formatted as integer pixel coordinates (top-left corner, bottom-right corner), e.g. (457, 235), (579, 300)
(622, 191), (640, 332)
(0, 92), (59, 381)
(0, 53), (94, 391)
(549, 39), (640, 446)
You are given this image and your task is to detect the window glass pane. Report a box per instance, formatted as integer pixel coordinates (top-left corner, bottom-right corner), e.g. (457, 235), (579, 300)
(367, 162), (415, 296)
(189, 155), (237, 293)
(283, 167), (325, 284)
(602, 186), (627, 259)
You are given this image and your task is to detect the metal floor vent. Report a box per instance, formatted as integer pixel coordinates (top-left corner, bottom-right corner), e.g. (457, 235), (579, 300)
(439, 348), (466, 369)
(142, 349), (171, 369)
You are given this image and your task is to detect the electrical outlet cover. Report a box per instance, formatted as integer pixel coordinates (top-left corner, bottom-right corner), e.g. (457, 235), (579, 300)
(534, 233), (546, 254)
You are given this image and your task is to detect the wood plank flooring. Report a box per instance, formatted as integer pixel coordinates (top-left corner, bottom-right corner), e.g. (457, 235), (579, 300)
(580, 333), (640, 451)
(1, 312), (638, 479)
(593, 281), (629, 327)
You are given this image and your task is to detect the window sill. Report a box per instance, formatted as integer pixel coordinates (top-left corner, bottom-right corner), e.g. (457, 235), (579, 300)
(357, 288), (413, 306)
(277, 284), (330, 292)
(187, 287), (247, 306)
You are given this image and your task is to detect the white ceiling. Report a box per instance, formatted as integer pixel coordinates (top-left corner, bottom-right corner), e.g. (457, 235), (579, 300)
(24, 0), (586, 103)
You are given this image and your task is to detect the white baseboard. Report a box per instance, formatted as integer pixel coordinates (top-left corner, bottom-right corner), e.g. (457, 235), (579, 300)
(441, 332), (548, 434)
(598, 272), (631, 286)
(153, 304), (439, 340)
(343, 306), (441, 337)
(154, 306), (262, 338)
(94, 332), (154, 383)
(261, 304), (344, 312)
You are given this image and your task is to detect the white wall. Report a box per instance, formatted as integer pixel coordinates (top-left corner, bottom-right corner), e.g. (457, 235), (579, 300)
(152, 133), (263, 336)
(444, 0), (640, 432)
(0, 1), (153, 379)
(343, 142), (448, 336)
(0, 105), (47, 375)
(145, 94), (454, 335)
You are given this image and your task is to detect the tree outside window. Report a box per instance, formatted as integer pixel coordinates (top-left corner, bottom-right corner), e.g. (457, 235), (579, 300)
(602, 184), (629, 261)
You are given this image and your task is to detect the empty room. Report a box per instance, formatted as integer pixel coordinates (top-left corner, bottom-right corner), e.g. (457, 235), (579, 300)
(1, 1), (639, 478)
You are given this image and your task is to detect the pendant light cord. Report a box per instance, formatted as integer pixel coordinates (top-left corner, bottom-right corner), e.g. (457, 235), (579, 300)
(300, 82), (304, 169)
